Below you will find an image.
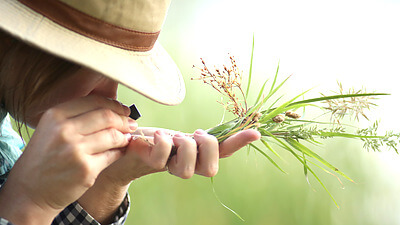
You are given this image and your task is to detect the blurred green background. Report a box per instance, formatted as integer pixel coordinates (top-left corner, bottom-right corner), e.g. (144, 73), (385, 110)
(115, 1), (400, 225)
(15, 0), (400, 224)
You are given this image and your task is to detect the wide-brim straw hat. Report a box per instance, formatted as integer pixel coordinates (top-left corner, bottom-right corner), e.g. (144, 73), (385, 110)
(0, 0), (185, 105)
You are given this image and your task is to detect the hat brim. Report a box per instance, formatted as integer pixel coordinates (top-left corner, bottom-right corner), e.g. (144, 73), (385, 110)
(0, 0), (185, 105)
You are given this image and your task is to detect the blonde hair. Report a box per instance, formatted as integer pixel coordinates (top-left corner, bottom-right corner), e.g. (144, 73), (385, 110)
(0, 29), (80, 135)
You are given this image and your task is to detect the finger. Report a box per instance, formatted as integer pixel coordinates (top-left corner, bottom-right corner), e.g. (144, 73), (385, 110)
(90, 148), (125, 175)
(71, 108), (137, 135)
(82, 128), (131, 154)
(133, 127), (178, 137)
(129, 131), (172, 170)
(193, 130), (219, 177)
(167, 133), (197, 179)
(54, 95), (130, 118)
(219, 129), (261, 158)
(148, 130), (173, 170)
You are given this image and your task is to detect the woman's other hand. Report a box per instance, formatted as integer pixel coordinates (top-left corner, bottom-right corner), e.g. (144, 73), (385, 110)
(0, 95), (135, 224)
(98, 127), (261, 184)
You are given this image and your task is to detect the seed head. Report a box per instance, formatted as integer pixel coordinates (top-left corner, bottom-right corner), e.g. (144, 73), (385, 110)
(252, 112), (263, 122)
(272, 114), (285, 123)
(192, 56), (247, 117)
(285, 111), (301, 119)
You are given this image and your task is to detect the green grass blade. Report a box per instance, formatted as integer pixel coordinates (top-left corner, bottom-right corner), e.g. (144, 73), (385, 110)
(260, 138), (284, 160)
(282, 142), (340, 208)
(246, 65), (289, 117)
(286, 138), (354, 183)
(302, 152), (312, 187)
(296, 155), (340, 208)
(288, 93), (389, 107)
(245, 34), (255, 99)
(249, 143), (287, 173)
(259, 89), (311, 123)
(268, 61), (280, 96)
(210, 177), (245, 221)
(254, 78), (270, 105)
(263, 131), (339, 207)
(266, 73), (291, 104)
(318, 131), (385, 139)
(206, 119), (241, 137)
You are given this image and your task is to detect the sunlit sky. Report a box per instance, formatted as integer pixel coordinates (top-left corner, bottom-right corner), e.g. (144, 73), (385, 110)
(160, 0), (400, 179)
(163, 0), (400, 130)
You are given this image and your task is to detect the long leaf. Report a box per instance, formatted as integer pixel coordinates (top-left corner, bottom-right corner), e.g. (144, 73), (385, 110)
(245, 34), (255, 99)
(263, 131), (339, 207)
(210, 177), (245, 221)
(249, 143), (287, 173)
(268, 61), (280, 96)
(259, 89), (311, 123)
(288, 93), (389, 107)
(318, 131), (385, 139)
(254, 78), (270, 105)
(260, 138), (284, 161)
(292, 151), (340, 208)
(286, 138), (354, 183)
(246, 66), (289, 117)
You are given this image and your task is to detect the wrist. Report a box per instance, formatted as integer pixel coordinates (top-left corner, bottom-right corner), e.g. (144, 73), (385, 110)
(0, 182), (59, 225)
(78, 174), (129, 224)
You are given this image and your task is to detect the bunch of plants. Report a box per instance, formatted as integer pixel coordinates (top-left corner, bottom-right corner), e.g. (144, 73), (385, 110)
(190, 39), (399, 217)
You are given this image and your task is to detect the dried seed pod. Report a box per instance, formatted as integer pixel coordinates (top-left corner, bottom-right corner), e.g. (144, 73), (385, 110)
(285, 111), (301, 119)
(252, 112), (263, 122)
(272, 114), (285, 123)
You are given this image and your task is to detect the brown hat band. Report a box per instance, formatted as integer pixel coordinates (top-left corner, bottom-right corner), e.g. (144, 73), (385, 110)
(18, 0), (160, 52)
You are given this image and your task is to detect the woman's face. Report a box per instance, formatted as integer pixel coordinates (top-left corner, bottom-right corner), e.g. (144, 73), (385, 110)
(23, 68), (119, 128)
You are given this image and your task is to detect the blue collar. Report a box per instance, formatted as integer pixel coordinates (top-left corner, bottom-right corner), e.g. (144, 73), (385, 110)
(0, 108), (24, 182)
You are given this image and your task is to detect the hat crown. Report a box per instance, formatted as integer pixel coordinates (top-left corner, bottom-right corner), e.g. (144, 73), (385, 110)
(0, 0), (185, 105)
(59, 0), (170, 33)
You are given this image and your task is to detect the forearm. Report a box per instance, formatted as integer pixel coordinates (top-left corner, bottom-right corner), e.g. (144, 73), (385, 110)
(0, 182), (58, 225)
(78, 174), (130, 224)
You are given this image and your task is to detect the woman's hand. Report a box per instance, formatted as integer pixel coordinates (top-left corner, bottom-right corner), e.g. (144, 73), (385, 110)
(0, 95), (135, 224)
(98, 127), (261, 184)
(78, 125), (260, 223)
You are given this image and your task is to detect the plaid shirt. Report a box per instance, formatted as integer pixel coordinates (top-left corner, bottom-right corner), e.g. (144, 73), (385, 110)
(0, 169), (130, 225)
(0, 187), (129, 225)
(0, 113), (130, 225)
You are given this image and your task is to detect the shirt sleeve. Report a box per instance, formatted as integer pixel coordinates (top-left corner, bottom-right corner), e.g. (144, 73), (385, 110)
(0, 194), (130, 225)
(0, 218), (14, 225)
(51, 193), (130, 225)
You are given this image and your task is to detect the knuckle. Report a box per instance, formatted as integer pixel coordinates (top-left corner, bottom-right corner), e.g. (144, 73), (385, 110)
(203, 164), (219, 177)
(107, 128), (123, 145)
(209, 135), (219, 145)
(150, 160), (167, 170)
(177, 166), (194, 179)
(89, 94), (105, 106)
(43, 107), (64, 122)
(63, 142), (84, 161)
(78, 164), (96, 188)
(61, 145), (96, 188)
(182, 138), (197, 150)
(101, 109), (118, 125)
(197, 134), (218, 148)
(55, 121), (75, 143)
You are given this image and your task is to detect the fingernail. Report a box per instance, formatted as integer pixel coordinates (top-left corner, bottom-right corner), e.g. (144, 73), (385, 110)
(112, 99), (130, 115)
(123, 104), (131, 115)
(128, 118), (138, 132)
(125, 133), (132, 141)
(174, 132), (185, 138)
(155, 130), (173, 146)
(155, 130), (167, 137)
(194, 129), (207, 136)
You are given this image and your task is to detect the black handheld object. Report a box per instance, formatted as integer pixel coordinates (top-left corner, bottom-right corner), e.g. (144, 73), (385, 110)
(129, 104), (178, 159)
(129, 104), (141, 120)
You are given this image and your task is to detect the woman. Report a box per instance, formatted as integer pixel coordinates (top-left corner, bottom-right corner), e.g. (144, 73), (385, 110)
(0, 1), (260, 224)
